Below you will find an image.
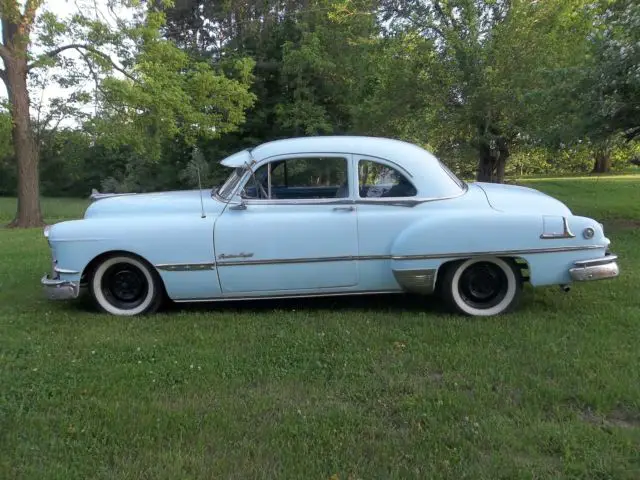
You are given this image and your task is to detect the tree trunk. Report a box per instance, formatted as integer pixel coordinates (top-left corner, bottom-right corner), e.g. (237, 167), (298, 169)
(592, 150), (611, 174)
(4, 56), (43, 228)
(476, 138), (509, 183)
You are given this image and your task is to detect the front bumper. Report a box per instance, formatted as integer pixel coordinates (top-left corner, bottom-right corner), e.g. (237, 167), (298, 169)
(41, 274), (81, 300)
(569, 254), (619, 282)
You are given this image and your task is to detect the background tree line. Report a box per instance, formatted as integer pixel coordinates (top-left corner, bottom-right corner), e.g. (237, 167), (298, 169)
(0, 0), (638, 226)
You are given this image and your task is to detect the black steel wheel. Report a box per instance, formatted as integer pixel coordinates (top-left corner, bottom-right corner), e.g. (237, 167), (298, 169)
(439, 257), (522, 316)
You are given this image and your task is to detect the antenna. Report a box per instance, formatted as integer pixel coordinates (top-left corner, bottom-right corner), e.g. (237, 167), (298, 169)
(197, 164), (206, 219)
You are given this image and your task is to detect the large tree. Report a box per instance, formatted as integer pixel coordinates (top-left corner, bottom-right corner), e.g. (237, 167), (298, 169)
(0, 0), (46, 226)
(162, 0), (382, 152)
(372, 0), (595, 182)
(0, 0), (148, 227)
(532, 0), (639, 173)
(586, 0), (640, 143)
(0, 0), (255, 227)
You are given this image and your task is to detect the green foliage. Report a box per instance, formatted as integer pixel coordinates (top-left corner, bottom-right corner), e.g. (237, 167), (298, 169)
(275, 0), (380, 135)
(26, 3), (257, 193)
(3, 0), (636, 194)
(595, 0), (640, 140)
(359, 0), (599, 180)
(91, 32), (256, 160)
(529, 0), (640, 147)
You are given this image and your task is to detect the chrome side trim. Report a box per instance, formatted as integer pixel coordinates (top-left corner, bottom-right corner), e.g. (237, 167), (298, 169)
(153, 246), (604, 272)
(355, 198), (431, 207)
(238, 192), (467, 208)
(155, 263), (217, 271)
(540, 216), (576, 239)
(390, 245), (601, 261)
(242, 198), (355, 206)
(217, 255), (358, 267)
(214, 245), (602, 267)
(357, 255), (391, 261)
(393, 268), (437, 294)
(173, 289), (403, 303)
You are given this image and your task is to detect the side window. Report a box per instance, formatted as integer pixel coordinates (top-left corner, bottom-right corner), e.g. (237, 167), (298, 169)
(358, 159), (417, 198)
(243, 157), (349, 200)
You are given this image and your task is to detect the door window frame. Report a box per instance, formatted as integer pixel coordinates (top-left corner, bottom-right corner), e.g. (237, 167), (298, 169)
(356, 156), (418, 201)
(235, 153), (355, 205)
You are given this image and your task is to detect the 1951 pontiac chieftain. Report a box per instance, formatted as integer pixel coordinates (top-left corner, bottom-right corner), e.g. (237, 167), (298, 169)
(42, 136), (619, 316)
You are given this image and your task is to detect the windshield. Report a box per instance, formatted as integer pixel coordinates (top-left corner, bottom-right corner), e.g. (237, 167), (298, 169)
(215, 166), (246, 200)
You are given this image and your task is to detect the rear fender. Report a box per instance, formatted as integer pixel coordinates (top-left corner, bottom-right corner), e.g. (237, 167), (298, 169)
(391, 212), (543, 259)
(389, 212), (607, 288)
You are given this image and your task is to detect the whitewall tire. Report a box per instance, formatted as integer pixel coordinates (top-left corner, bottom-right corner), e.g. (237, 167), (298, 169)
(89, 255), (164, 316)
(439, 257), (523, 316)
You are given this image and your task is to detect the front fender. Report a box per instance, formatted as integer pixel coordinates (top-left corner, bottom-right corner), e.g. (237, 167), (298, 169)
(47, 215), (221, 299)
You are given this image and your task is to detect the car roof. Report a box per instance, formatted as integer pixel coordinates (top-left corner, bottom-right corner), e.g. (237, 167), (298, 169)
(220, 136), (465, 199)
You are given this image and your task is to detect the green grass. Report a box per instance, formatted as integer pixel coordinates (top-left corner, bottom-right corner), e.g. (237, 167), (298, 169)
(521, 174), (640, 223)
(0, 197), (89, 224)
(1, 176), (639, 479)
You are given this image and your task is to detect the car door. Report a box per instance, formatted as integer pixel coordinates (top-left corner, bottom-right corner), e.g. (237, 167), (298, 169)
(354, 156), (424, 291)
(213, 153), (359, 294)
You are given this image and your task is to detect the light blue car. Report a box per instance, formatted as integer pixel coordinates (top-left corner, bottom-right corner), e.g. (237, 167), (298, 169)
(42, 136), (620, 317)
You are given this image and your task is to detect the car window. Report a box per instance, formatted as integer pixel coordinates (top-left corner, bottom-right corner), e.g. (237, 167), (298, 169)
(358, 159), (417, 198)
(243, 157), (349, 200)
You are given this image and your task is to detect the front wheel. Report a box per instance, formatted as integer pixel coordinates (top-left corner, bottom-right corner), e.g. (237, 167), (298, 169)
(89, 254), (164, 316)
(439, 257), (523, 316)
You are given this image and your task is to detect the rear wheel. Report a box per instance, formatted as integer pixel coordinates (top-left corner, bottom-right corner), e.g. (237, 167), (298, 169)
(439, 257), (522, 316)
(89, 255), (163, 316)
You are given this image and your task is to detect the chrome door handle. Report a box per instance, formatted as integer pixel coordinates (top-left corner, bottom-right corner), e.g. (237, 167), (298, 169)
(333, 206), (354, 212)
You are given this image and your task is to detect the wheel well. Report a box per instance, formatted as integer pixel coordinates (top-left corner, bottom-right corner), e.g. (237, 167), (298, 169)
(80, 251), (167, 292)
(435, 256), (530, 288)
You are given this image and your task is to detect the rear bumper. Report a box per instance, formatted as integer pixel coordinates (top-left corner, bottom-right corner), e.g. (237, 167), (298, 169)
(41, 274), (81, 300)
(569, 254), (619, 282)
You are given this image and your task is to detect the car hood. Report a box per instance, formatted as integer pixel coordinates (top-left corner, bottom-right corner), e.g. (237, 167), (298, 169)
(475, 182), (572, 216)
(84, 189), (224, 218)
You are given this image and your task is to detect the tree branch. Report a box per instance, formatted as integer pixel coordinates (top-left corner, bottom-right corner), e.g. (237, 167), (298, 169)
(74, 47), (128, 118)
(625, 126), (640, 141)
(27, 43), (137, 83)
(22, 0), (40, 28)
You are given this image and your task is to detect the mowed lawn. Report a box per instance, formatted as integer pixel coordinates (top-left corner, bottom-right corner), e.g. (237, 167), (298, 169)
(1, 175), (639, 479)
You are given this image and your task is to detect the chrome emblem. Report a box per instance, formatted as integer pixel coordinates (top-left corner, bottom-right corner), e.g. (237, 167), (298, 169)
(218, 252), (254, 260)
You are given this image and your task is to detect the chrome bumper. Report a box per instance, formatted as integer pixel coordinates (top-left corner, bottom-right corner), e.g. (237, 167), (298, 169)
(41, 274), (81, 300)
(569, 254), (619, 282)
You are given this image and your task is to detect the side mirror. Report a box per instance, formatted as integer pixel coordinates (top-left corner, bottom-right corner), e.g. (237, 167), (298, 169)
(229, 201), (247, 211)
